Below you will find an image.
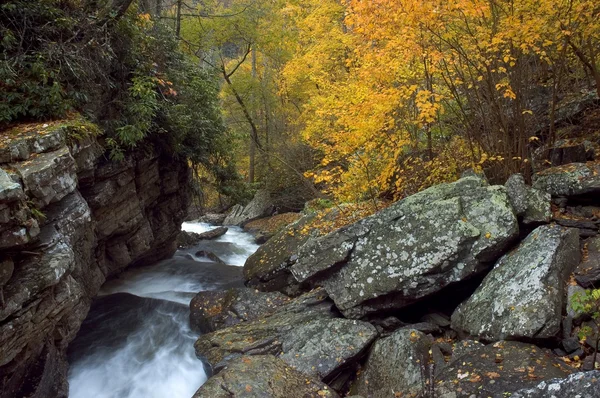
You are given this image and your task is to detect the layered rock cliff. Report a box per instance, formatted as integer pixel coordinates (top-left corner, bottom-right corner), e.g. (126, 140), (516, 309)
(0, 120), (191, 397)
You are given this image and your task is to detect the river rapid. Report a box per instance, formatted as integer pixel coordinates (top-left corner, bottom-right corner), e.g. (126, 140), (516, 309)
(67, 223), (259, 398)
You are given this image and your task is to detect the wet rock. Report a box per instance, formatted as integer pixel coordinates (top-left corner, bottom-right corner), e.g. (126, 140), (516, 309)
(177, 227), (229, 247)
(575, 236), (600, 288)
(510, 370), (600, 398)
(291, 175), (519, 318)
(194, 250), (226, 264)
(452, 224), (580, 341)
(189, 288), (290, 333)
(353, 329), (432, 397)
(197, 213), (227, 225)
(193, 355), (339, 398)
(194, 289), (377, 380)
(224, 190), (273, 226)
(505, 174), (551, 225)
(197, 226), (228, 240)
(435, 341), (574, 398)
(533, 161), (600, 198)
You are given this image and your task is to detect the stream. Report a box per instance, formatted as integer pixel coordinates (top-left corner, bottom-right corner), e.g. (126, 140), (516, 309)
(67, 223), (259, 398)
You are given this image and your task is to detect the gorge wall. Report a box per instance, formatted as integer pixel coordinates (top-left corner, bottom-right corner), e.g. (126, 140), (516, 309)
(0, 121), (191, 398)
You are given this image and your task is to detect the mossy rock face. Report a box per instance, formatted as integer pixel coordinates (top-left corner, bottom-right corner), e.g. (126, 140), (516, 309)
(452, 224), (580, 341)
(193, 355), (339, 398)
(0, 118), (100, 165)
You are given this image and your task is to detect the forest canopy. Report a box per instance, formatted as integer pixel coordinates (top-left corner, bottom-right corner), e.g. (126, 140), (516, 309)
(2, 0), (599, 209)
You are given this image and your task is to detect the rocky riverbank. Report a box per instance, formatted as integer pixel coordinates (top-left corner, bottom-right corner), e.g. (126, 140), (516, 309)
(0, 120), (191, 398)
(191, 145), (600, 396)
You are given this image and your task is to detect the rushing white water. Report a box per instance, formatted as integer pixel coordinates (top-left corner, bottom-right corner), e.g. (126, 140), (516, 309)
(68, 222), (258, 398)
(181, 222), (260, 266)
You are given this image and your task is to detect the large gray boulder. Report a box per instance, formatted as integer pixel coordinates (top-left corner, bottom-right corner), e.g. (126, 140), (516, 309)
(189, 287), (290, 333)
(194, 289), (377, 380)
(224, 190), (273, 226)
(290, 175), (519, 318)
(434, 341), (574, 398)
(452, 224), (580, 341)
(510, 371), (600, 398)
(533, 162), (600, 198)
(193, 355), (339, 398)
(505, 173), (551, 225)
(244, 214), (317, 295)
(352, 329), (431, 397)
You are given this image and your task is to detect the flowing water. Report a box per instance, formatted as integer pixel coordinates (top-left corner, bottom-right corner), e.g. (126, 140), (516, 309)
(68, 223), (259, 398)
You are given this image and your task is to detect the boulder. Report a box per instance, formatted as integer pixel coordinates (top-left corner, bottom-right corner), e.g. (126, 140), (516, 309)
(198, 213), (227, 225)
(533, 162), (600, 198)
(194, 289), (377, 381)
(352, 329), (432, 397)
(575, 236), (600, 288)
(434, 341), (574, 398)
(510, 371), (600, 398)
(177, 231), (202, 248)
(196, 226), (228, 240)
(452, 224), (580, 341)
(177, 227), (228, 248)
(279, 318), (378, 380)
(244, 214), (316, 294)
(193, 355), (339, 398)
(189, 287), (290, 333)
(290, 175), (519, 318)
(224, 190), (273, 226)
(505, 173), (551, 225)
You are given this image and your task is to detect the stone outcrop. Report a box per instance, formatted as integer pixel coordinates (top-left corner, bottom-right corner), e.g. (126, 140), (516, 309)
(247, 175), (521, 318)
(0, 121), (191, 398)
(223, 189), (273, 226)
(452, 224), (580, 341)
(193, 355), (340, 398)
(194, 289), (378, 381)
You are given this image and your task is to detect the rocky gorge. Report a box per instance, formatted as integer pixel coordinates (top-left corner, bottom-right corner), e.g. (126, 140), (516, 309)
(0, 120), (191, 398)
(191, 141), (600, 397)
(1, 120), (600, 398)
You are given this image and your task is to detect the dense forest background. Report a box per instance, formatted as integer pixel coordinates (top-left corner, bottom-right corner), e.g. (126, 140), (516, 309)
(2, 0), (599, 214)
